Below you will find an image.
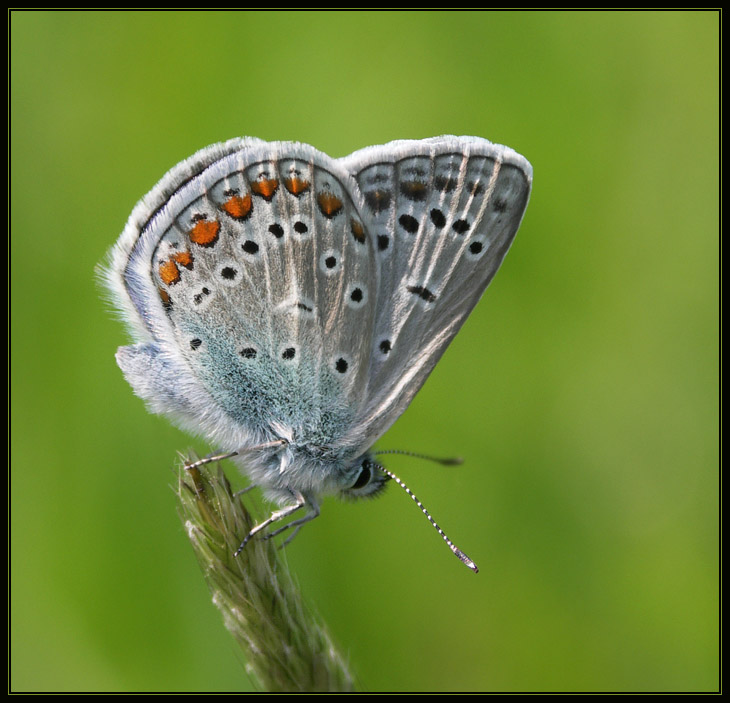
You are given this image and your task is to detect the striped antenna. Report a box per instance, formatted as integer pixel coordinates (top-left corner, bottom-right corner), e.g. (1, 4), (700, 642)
(375, 463), (478, 573)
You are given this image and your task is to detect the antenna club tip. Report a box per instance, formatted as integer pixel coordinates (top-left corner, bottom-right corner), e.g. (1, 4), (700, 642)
(452, 547), (479, 573)
(440, 457), (464, 466)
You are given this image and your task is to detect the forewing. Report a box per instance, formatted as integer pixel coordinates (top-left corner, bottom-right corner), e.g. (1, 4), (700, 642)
(339, 136), (532, 449)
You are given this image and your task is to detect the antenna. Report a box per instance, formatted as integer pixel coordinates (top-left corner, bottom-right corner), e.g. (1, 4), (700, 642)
(374, 462), (478, 573)
(374, 449), (463, 466)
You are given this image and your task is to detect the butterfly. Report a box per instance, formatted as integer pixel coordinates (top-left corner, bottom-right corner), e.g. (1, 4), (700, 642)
(102, 136), (532, 572)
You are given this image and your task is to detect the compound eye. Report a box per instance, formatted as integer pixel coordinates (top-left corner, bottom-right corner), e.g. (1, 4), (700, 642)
(351, 460), (372, 490)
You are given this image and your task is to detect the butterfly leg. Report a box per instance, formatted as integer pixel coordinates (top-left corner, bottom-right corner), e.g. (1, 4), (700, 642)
(234, 492), (307, 556)
(264, 499), (320, 546)
(233, 484), (256, 498)
(184, 439), (288, 472)
(183, 451), (239, 471)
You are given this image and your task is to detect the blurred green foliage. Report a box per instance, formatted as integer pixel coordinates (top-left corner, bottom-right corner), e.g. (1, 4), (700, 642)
(11, 10), (718, 692)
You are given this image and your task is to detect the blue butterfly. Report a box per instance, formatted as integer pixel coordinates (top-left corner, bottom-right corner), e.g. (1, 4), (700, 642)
(102, 136), (532, 572)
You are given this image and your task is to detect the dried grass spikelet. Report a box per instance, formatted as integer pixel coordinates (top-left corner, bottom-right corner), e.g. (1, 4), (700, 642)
(177, 456), (355, 692)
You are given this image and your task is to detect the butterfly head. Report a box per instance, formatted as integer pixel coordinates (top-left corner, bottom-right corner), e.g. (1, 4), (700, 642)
(340, 454), (389, 500)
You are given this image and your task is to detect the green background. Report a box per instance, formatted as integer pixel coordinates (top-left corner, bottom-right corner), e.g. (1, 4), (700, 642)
(11, 10), (718, 693)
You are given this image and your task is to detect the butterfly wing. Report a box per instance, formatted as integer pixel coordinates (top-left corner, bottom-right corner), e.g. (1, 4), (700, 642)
(104, 140), (379, 455)
(339, 136), (532, 451)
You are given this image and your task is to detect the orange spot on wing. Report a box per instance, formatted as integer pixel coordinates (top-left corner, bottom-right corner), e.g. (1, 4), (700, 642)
(222, 193), (252, 219)
(401, 181), (428, 201)
(158, 287), (172, 308)
(159, 259), (180, 285)
(189, 219), (220, 247)
(173, 251), (194, 269)
(365, 189), (391, 213)
(251, 178), (279, 200)
(317, 192), (343, 218)
(284, 176), (310, 196)
(350, 219), (366, 243)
